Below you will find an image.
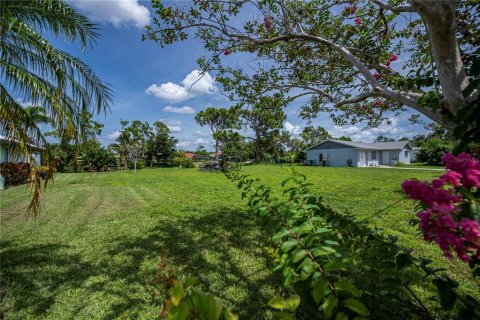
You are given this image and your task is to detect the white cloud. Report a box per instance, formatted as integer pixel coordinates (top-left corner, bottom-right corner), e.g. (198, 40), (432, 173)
(146, 70), (217, 103)
(284, 121), (302, 137)
(166, 120), (182, 126)
(194, 130), (211, 138)
(176, 140), (191, 148)
(167, 125), (182, 132)
(72, 0), (150, 27)
(330, 118), (404, 142)
(195, 138), (210, 145)
(163, 106), (195, 114)
(107, 130), (121, 140)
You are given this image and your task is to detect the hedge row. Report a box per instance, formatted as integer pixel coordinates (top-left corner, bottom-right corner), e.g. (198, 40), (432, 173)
(0, 162), (30, 186)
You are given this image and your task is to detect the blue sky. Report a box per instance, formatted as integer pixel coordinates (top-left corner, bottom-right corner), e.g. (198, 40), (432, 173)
(46, 0), (430, 150)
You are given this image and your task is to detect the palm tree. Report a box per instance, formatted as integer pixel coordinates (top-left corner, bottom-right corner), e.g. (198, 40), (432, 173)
(0, 0), (112, 214)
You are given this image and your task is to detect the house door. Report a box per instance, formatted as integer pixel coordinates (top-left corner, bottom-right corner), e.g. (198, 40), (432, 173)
(382, 151), (389, 165)
(319, 153), (323, 162)
(358, 151), (366, 166)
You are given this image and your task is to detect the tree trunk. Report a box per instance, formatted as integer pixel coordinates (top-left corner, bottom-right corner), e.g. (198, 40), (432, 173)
(124, 156), (128, 171)
(411, 0), (469, 117)
(255, 137), (261, 162)
(150, 154), (154, 168)
(134, 160), (137, 172)
(214, 140), (219, 160)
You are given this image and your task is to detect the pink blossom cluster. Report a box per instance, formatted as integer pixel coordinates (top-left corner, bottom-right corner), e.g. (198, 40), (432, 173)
(402, 153), (480, 263)
(442, 153), (480, 188)
(385, 53), (398, 66)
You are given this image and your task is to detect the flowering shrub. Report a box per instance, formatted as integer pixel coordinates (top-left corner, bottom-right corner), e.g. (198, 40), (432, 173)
(402, 153), (480, 265)
(0, 162), (30, 186)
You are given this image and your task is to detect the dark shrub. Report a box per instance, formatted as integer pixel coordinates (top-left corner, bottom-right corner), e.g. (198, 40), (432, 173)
(416, 138), (454, 165)
(0, 162), (30, 186)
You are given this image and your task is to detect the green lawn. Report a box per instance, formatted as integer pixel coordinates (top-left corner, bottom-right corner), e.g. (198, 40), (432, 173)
(1, 165), (478, 319)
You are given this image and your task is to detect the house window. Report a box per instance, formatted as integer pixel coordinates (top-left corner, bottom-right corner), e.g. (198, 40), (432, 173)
(371, 151), (376, 160)
(405, 150), (408, 157)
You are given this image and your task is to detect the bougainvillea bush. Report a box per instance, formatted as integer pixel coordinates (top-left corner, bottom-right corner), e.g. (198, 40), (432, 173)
(402, 153), (480, 267)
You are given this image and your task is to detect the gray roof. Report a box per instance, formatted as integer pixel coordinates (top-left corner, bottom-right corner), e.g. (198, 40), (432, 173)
(305, 139), (411, 151)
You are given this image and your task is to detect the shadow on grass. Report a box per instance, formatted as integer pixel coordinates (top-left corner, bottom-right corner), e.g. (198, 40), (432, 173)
(105, 207), (282, 318)
(0, 241), (95, 317)
(0, 207), (282, 319)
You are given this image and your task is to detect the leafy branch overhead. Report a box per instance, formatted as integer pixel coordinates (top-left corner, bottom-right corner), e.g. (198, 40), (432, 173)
(1, 0), (112, 214)
(145, 0), (479, 132)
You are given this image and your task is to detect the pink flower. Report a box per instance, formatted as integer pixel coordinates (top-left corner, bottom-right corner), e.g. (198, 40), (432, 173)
(374, 73), (382, 80)
(354, 18), (362, 25)
(439, 171), (462, 187)
(460, 218), (480, 244)
(403, 152), (480, 264)
(464, 169), (480, 188)
(389, 54), (398, 62)
(224, 49), (231, 55)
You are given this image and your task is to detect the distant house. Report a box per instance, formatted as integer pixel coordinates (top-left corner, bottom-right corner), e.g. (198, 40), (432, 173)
(184, 152), (196, 160)
(305, 139), (413, 167)
(0, 136), (43, 165)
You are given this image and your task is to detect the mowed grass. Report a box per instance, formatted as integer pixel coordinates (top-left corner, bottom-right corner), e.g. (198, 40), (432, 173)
(1, 165), (478, 319)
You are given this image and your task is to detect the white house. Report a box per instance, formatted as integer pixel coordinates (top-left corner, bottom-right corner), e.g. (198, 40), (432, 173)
(305, 139), (413, 167)
(0, 136), (43, 165)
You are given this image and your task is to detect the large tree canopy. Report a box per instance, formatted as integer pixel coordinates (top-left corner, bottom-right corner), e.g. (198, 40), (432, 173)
(146, 0), (479, 136)
(0, 0), (112, 213)
(195, 106), (240, 159)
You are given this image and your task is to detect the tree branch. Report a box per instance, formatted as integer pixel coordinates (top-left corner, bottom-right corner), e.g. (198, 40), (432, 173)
(370, 0), (415, 13)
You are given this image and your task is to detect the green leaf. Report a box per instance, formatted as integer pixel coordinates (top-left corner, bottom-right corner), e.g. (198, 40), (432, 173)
(168, 285), (185, 306)
(272, 229), (290, 242)
(268, 295), (301, 312)
(433, 278), (457, 310)
(312, 247), (335, 257)
(281, 239), (298, 253)
(184, 277), (198, 288)
(316, 227), (329, 233)
(224, 308), (239, 320)
(334, 312), (348, 320)
(292, 249), (307, 263)
(396, 253), (413, 269)
(167, 302), (189, 320)
(342, 298), (369, 316)
(301, 261), (317, 280)
(334, 281), (360, 297)
(324, 261), (347, 272)
(282, 176), (295, 187)
(190, 293), (223, 320)
(295, 221), (313, 234)
(323, 240), (339, 246)
(312, 280), (329, 304)
(322, 294), (338, 318)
